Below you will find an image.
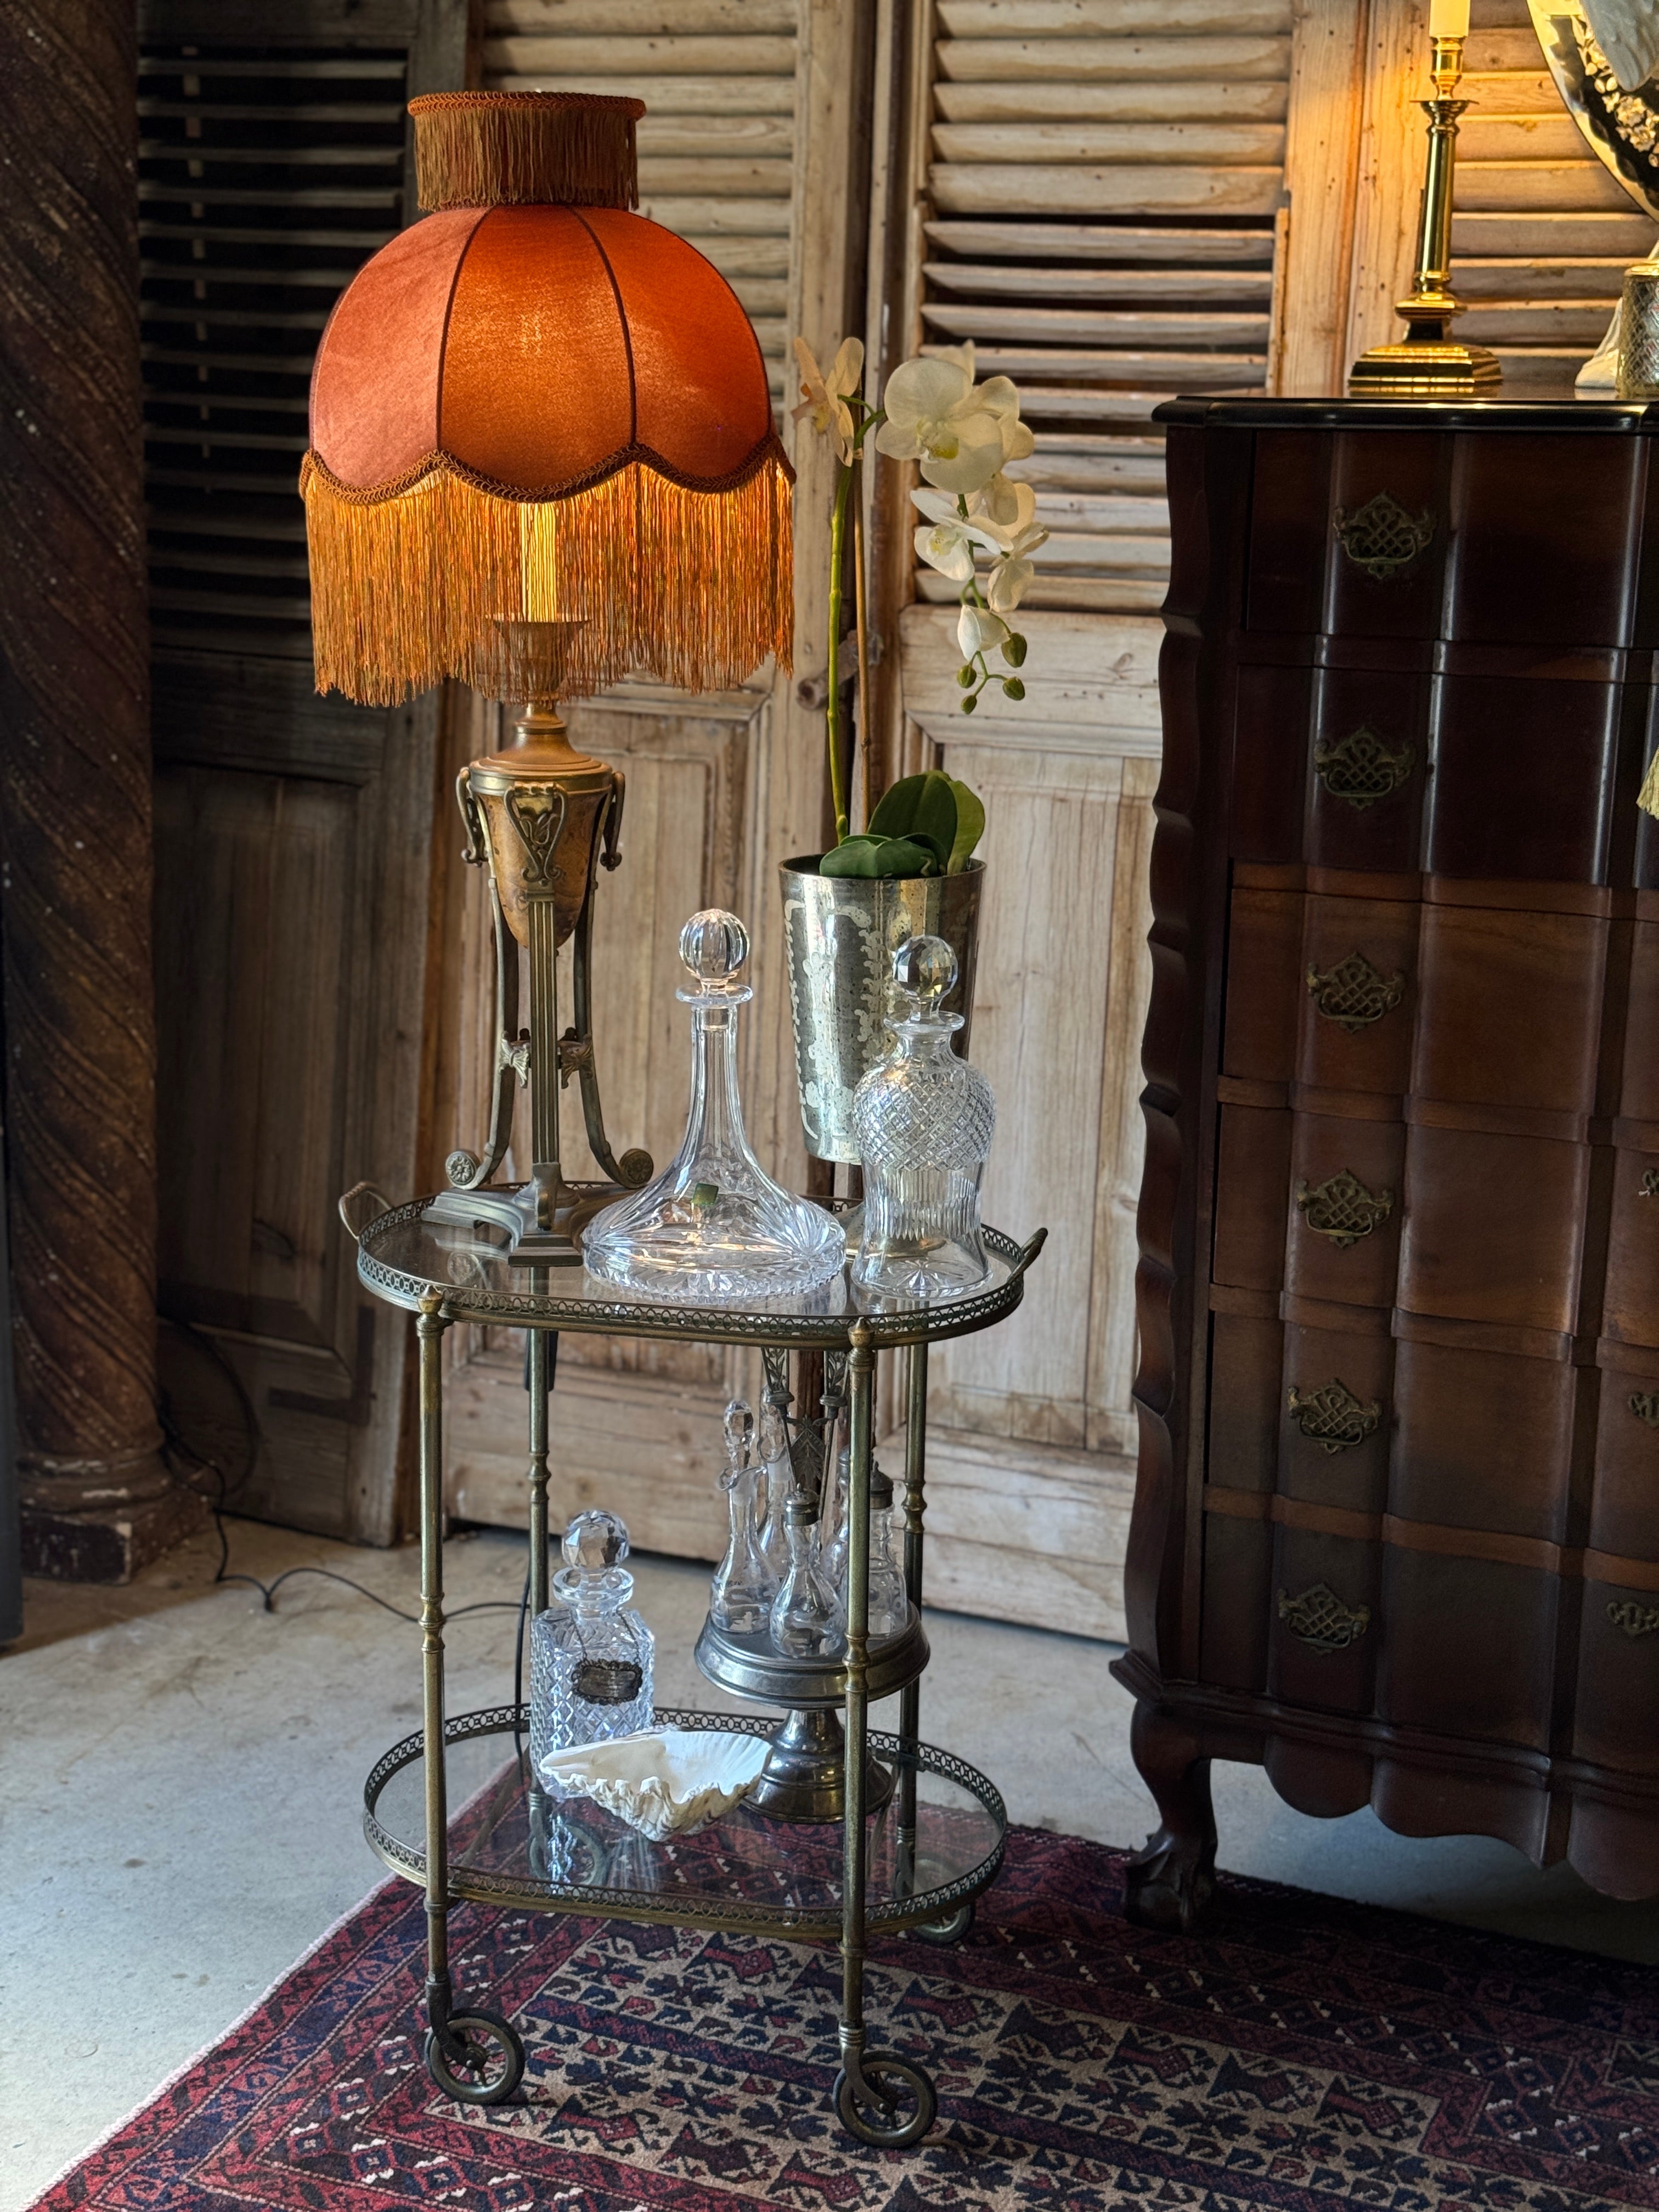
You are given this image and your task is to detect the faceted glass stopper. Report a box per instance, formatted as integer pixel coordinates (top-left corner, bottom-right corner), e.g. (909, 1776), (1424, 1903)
(563, 1508), (629, 1571)
(891, 934), (963, 1034)
(679, 909), (752, 1001)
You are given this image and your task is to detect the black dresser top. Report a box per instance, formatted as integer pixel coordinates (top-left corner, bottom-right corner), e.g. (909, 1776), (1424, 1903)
(1157, 395), (1659, 433)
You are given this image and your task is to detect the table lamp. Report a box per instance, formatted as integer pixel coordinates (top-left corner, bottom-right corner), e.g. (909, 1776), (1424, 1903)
(302, 92), (794, 1261)
(1350, 0), (1502, 393)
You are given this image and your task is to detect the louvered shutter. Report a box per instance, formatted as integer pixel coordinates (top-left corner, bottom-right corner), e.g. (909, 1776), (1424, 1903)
(482, 0), (796, 400)
(1455, 0), (1652, 384)
(918, 0), (1290, 615)
(140, 46), (410, 653)
(138, 0), (468, 1549)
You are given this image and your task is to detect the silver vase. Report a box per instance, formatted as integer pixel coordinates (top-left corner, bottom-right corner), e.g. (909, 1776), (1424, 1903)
(780, 856), (983, 1163)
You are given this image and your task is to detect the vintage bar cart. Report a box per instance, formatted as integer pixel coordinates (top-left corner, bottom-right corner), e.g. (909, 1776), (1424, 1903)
(346, 1193), (1045, 2147)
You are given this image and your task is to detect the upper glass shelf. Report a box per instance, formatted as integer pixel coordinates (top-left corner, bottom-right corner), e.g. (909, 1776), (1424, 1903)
(365, 1707), (1006, 1940)
(355, 1194), (1045, 1346)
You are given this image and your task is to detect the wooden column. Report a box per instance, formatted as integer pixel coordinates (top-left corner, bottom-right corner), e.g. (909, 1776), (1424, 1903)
(0, 0), (190, 1578)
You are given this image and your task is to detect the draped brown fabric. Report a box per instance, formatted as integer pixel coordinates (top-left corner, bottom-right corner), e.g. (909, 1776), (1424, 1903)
(303, 96), (794, 705)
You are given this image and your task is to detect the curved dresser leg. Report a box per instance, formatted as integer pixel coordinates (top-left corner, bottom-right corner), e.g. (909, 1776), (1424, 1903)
(1123, 1701), (1217, 1934)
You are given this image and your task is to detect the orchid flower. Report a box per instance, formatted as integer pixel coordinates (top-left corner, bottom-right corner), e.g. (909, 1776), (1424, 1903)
(875, 354), (1006, 494)
(792, 335), (865, 465)
(911, 487), (1005, 583)
(980, 487), (1049, 614)
(957, 602), (1011, 661)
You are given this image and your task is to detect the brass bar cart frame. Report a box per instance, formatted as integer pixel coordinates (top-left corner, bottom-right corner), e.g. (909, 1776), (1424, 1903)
(347, 1195), (1045, 2147)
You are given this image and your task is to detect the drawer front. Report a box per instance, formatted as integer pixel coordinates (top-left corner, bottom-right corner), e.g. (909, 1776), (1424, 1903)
(1397, 1125), (1588, 1335)
(1223, 885), (1302, 1084)
(1299, 892), (1418, 1096)
(1269, 1527), (1380, 1718)
(1573, 1579), (1659, 1775)
(1599, 1147), (1659, 1347)
(1307, 667), (1427, 875)
(1589, 1352), (1659, 1560)
(1212, 1104), (1291, 1291)
(1280, 1319), (1392, 1514)
(1410, 905), (1607, 1116)
(1390, 1338), (1576, 1545)
(1284, 1113), (1404, 1313)
(1376, 1551), (1559, 1752)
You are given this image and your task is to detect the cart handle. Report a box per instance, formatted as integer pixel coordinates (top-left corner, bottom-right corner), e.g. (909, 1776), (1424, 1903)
(338, 1182), (396, 1246)
(1009, 1226), (1048, 1279)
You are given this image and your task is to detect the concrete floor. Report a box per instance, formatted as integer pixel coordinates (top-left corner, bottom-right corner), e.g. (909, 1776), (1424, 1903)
(5, 1516), (1659, 2212)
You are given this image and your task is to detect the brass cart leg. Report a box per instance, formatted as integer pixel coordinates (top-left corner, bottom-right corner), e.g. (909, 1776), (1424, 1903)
(416, 1294), (526, 2106)
(833, 1325), (937, 2148)
(899, 1342), (974, 1949)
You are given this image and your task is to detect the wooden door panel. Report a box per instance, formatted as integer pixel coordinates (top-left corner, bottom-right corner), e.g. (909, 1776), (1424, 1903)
(155, 766), (353, 1347)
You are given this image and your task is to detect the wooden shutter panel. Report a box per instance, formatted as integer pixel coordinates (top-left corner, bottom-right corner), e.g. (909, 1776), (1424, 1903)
(483, 0), (796, 398)
(1453, 0), (1652, 385)
(916, 0), (1291, 616)
(140, 0), (467, 1545)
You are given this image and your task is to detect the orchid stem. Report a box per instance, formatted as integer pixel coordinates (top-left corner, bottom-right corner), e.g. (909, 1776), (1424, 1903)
(851, 452), (873, 830)
(825, 459), (854, 847)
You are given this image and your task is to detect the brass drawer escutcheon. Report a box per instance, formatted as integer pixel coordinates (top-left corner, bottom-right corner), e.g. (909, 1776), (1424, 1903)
(1608, 1599), (1659, 1640)
(1295, 1167), (1395, 1248)
(1288, 1377), (1381, 1453)
(1631, 1392), (1659, 1428)
(1313, 725), (1417, 810)
(1640, 1167), (1659, 1199)
(1278, 1582), (1372, 1653)
(1305, 950), (1406, 1032)
(1333, 492), (1435, 581)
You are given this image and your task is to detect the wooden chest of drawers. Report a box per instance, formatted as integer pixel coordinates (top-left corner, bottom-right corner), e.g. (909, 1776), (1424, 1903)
(1114, 396), (1659, 1927)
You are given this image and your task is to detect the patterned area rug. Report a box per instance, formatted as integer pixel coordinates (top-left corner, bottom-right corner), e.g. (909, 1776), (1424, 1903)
(32, 1826), (1659, 2211)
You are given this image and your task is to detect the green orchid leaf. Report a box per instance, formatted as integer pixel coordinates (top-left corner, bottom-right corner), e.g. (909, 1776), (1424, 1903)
(867, 773), (927, 840)
(946, 778), (986, 872)
(912, 770), (958, 857)
(905, 830), (951, 870)
(871, 836), (939, 877)
(819, 837), (885, 878)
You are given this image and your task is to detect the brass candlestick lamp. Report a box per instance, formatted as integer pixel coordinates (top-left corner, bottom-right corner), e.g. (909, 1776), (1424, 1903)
(425, 620), (653, 1262)
(1350, 0), (1501, 394)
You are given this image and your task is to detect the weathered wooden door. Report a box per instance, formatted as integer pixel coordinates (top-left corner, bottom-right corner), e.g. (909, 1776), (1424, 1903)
(141, 0), (469, 1541)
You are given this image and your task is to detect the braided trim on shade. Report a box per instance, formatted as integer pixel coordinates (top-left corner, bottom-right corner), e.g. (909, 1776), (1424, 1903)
(300, 445), (794, 705)
(410, 91), (644, 211)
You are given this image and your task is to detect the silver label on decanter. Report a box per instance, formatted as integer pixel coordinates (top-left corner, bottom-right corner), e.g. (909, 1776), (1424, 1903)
(573, 1658), (644, 1704)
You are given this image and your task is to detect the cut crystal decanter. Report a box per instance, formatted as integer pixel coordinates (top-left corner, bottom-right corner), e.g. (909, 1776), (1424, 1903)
(819, 1440), (850, 1599)
(529, 1509), (654, 1768)
(851, 934), (995, 1304)
(708, 1399), (776, 1634)
(769, 1490), (846, 1660)
(582, 909), (846, 1302)
(864, 1463), (909, 1641)
(754, 1393), (792, 1584)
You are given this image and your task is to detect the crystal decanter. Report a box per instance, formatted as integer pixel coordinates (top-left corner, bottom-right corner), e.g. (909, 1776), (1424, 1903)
(769, 1491), (845, 1660)
(708, 1400), (776, 1634)
(863, 1464), (909, 1641)
(582, 909), (846, 1302)
(754, 1393), (792, 1584)
(851, 935), (995, 1304)
(529, 1509), (654, 1769)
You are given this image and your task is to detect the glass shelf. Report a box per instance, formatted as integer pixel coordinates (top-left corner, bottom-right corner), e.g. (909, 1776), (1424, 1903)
(365, 1707), (1006, 1940)
(356, 1194), (1044, 1347)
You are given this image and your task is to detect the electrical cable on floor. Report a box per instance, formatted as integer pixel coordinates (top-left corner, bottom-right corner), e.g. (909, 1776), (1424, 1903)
(155, 1314), (531, 1628)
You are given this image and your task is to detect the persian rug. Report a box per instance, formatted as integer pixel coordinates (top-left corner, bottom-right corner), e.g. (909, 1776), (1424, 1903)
(31, 1826), (1659, 2212)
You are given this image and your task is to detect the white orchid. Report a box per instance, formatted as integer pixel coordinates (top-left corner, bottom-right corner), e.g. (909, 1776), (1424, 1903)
(980, 487), (1048, 614)
(876, 354), (1007, 494)
(910, 487), (1005, 583)
(957, 602), (1010, 661)
(792, 335), (865, 464)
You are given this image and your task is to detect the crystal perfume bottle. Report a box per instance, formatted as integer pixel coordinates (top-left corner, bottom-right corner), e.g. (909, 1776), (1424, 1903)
(754, 1394), (792, 1584)
(709, 1400), (776, 1634)
(582, 910), (847, 1302)
(851, 935), (995, 1304)
(864, 1464), (909, 1641)
(819, 1441), (850, 1599)
(769, 1491), (846, 1660)
(529, 1509), (655, 1769)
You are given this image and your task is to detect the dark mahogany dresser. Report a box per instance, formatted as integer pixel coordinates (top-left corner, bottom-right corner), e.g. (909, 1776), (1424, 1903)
(1114, 394), (1659, 1927)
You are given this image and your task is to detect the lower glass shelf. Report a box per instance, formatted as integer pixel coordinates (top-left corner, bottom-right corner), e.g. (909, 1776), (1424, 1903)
(365, 1706), (1006, 1940)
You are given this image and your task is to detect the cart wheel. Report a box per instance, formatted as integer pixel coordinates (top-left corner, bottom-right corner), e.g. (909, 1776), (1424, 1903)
(832, 2052), (937, 2148)
(910, 1898), (975, 1946)
(424, 2011), (525, 2104)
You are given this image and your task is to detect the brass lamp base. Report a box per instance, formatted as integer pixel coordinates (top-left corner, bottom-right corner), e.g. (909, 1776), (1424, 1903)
(1348, 337), (1502, 396)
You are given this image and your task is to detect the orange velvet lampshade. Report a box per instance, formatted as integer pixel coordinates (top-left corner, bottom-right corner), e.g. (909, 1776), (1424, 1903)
(302, 92), (794, 704)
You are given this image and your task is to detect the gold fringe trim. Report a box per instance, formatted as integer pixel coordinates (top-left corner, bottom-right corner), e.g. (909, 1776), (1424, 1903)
(409, 92), (642, 211)
(1641, 748), (1659, 820)
(301, 448), (794, 705)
